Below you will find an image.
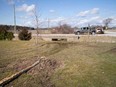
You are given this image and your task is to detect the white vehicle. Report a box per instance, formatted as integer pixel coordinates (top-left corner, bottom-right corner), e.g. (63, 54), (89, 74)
(96, 27), (104, 34)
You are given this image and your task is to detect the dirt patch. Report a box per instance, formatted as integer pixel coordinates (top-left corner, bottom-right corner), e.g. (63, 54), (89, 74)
(29, 58), (60, 74)
(28, 58), (60, 87)
(4, 57), (61, 87)
(7, 56), (39, 72)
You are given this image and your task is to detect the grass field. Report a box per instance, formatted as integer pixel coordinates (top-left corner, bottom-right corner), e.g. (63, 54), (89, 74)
(0, 37), (116, 87)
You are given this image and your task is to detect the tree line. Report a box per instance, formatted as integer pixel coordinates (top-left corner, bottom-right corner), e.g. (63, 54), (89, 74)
(0, 25), (34, 31)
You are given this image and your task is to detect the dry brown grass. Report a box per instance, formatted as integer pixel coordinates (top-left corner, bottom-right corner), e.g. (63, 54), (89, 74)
(0, 38), (116, 87)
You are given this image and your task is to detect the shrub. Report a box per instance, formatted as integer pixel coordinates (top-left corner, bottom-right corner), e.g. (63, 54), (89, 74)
(6, 32), (14, 40)
(0, 28), (14, 40)
(52, 24), (74, 34)
(0, 28), (7, 40)
(18, 29), (32, 40)
(0, 33), (5, 40)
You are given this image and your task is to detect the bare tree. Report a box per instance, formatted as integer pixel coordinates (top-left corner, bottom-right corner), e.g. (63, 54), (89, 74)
(32, 6), (41, 44)
(103, 18), (113, 29)
(53, 22), (73, 34)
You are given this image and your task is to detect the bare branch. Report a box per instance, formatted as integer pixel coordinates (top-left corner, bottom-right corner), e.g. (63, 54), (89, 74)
(103, 18), (113, 29)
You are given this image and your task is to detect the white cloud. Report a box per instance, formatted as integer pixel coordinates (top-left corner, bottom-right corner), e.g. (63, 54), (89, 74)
(77, 8), (99, 17)
(110, 16), (116, 20)
(16, 4), (35, 12)
(77, 16), (102, 26)
(50, 17), (65, 22)
(18, 15), (104, 27)
(77, 10), (89, 17)
(109, 17), (116, 26)
(91, 8), (99, 14)
(49, 10), (55, 13)
(19, 16), (28, 19)
(39, 16), (102, 27)
(78, 19), (89, 25)
(24, 21), (32, 26)
(90, 16), (100, 20)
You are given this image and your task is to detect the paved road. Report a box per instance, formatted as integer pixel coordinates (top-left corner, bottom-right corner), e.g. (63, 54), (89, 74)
(100, 31), (116, 37)
(35, 31), (116, 37)
(14, 31), (116, 37)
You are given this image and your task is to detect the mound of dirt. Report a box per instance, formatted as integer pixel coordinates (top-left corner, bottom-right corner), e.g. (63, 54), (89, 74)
(28, 58), (60, 87)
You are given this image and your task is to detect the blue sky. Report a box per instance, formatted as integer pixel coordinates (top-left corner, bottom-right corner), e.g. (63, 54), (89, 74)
(0, 0), (116, 27)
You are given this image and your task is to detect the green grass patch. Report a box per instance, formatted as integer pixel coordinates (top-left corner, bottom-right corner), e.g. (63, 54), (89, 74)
(0, 39), (116, 87)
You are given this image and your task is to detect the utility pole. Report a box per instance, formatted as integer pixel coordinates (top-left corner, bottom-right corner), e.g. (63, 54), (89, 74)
(47, 18), (50, 30)
(13, 3), (16, 34)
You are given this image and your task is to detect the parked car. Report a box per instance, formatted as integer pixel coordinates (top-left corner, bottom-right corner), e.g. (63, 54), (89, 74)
(96, 27), (104, 34)
(74, 27), (96, 35)
(74, 27), (104, 35)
